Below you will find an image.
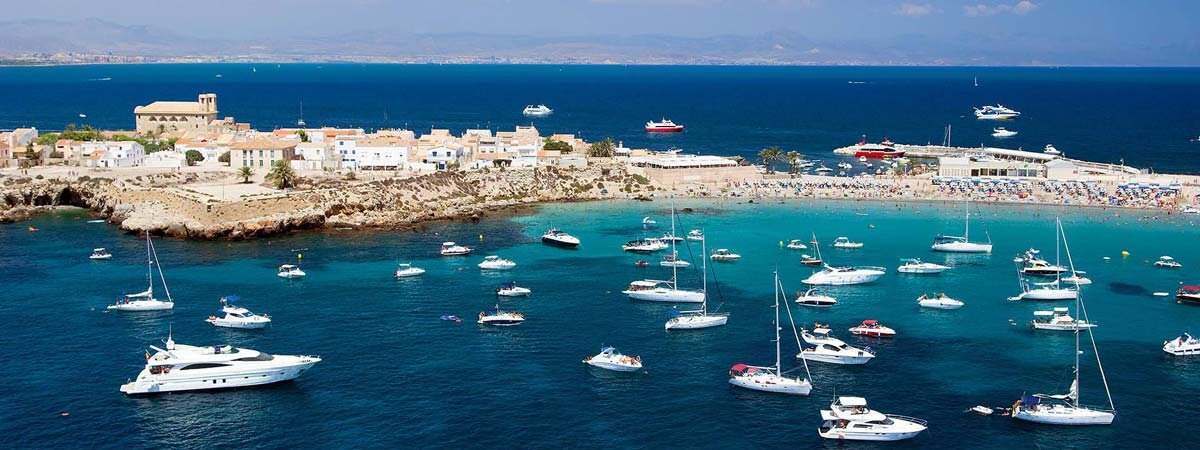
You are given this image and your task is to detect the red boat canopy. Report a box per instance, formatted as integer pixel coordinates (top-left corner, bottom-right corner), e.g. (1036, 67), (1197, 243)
(1181, 286), (1200, 292)
(729, 364), (757, 375)
(862, 320), (878, 326)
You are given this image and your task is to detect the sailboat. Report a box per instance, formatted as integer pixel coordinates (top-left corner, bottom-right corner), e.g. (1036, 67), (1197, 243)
(665, 234), (729, 330)
(623, 197), (704, 303)
(1012, 218), (1115, 425)
(1009, 221), (1078, 301)
(931, 200), (992, 253)
(297, 101), (306, 127)
(107, 234), (175, 311)
(728, 271), (813, 395)
(800, 232), (824, 266)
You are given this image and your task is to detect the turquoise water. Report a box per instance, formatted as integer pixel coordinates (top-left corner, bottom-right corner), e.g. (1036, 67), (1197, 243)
(2, 200), (1200, 449)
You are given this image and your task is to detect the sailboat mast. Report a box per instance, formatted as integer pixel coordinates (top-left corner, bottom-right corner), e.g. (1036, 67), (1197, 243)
(670, 196), (679, 289)
(701, 231), (708, 314)
(964, 200), (970, 242)
(145, 233), (153, 295)
(774, 271), (781, 372)
(150, 237), (173, 302)
(1059, 218), (1116, 411)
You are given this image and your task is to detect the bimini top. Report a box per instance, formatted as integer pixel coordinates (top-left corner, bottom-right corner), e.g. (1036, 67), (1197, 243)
(836, 396), (869, 407)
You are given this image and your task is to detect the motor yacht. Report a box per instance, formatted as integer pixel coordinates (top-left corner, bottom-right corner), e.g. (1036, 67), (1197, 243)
(659, 252), (691, 268)
(659, 232), (684, 243)
(622, 238), (667, 253)
(686, 229), (704, 241)
(1021, 259), (1069, 277)
(119, 332), (319, 395)
(1163, 332), (1200, 356)
(623, 280), (704, 303)
(1043, 144), (1062, 155)
(786, 239), (808, 250)
(1176, 285), (1200, 305)
(440, 241), (473, 256)
(478, 255), (517, 270)
(277, 264), (306, 279)
(206, 295), (271, 329)
(931, 201), (992, 253)
(799, 327), (875, 365)
(897, 258), (950, 274)
(709, 249), (741, 262)
(803, 265), (886, 286)
(477, 306), (525, 326)
(988, 127), (1017, 138)
(522, 104), (553, 116)
(917, 293), (964, 309)
(795, 288), (837, 307)
(818, 397), (928, 441)
(645, 119), (684, 133)
(108, 234), (174, 312)
(849, 320), (896, 338)
(394, 263), (426, 278)
(89, 248), (112, 260)
(1030, 307), (1095, 331)
(541, 228), (580, 248)
(729, 272), (812, 395)
(974, 104), (1021, 120)
(1155, 256), (1182, 268)
(583, 346), (643, 372)
(832, 237), (863, 249)
(496, 282), (532, 297)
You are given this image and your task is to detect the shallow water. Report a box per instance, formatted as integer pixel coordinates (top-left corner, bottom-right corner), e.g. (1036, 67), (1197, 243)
(2, 200), (1199, 449)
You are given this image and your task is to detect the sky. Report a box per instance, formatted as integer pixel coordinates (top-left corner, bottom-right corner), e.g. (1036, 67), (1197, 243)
(4, 0), (1198, 64)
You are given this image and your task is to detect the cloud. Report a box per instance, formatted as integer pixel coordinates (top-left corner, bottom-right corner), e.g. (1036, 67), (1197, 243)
(964, 1), (1038, 17)
(896, 3), (934, 17)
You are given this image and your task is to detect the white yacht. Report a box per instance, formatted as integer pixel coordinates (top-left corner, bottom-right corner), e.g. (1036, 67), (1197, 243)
(728, 272), (813, 395)
(496, 282), (531, 297)
(1010, 280), (1078, 301)
(1163, 332), (1200, 356)
(1043, 144), (1062, 155)
(659, 252), (691, 268)
(583, 346), (643, 372)
(665, 236), (729, 330)
(522, 104), (553, 116)
(849, 320), (896, 338)
(1155, 255), (1182, 268)
(622, 238), (668, 253)
(1062, 271), (1092, 285)
(478, 255), (517, 270)
(625, 199), (705, 303)
(477, 305), (525, 326)
(107, 234), (174, 312)
(709, 249), (741, 262)
(1030, 307), (1095, 331)
(277, 264), (306, 279)
(89, 248), (112, 260)
(917, 293), (964, 309)
(802, 265), (886, 286)
(206, 295), (271, 329)
(992, 127), (1018, 137)
(832, 237), (863, 248)
(818, 397), (928, 441)
(440, 241), (473, 256)
(897, 258), (950, 274)
(394, 263), (425, 278)
(659, 232), (684, 243)
(119, 332), (319, 395)
(1011, 226), (1080, 300)
(795, 288), (837, 307)
(931, 200), (992, 253)
(686, 229), (704, 241)
(541, 228), (580, 248)
(1012, 218), (1116, 426)
(786, 239), (808, 250)
(799, 327), (875, 365)
(974, 104), (1021, 120)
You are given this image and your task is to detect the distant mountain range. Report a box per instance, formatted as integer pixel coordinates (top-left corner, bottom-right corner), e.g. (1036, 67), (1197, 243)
(1, 18), (1195, 66)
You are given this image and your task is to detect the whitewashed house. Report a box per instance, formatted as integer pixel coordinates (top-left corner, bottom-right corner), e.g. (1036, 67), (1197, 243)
(81, 141), (146, 168)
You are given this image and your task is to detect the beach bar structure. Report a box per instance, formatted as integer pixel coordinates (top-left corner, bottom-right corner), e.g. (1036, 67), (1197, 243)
(630, 153), (758, 184)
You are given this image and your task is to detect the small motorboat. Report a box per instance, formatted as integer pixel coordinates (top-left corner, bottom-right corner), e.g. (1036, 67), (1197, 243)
(659, 252), (691, 268)
(496, 282), (532, 297)
(803, 265), (886, 286)
(277, 264), (306, 279)
(440, 241), (472, 256)
(992, 127), (1018, 137)
(896, 258), (950, 274)
(1155, 256), (1182, 268)
(583, 346), (643, 372)
(832, 237), (863, 249)
(477, 306), (524, 326)
(27, 226), (37, 232)
(800, 254), (823, 266)
(1043, 144), (1061, 155)
(1177, 285), (1200, 305)
(89, 248), (113, 260)
(710, 249), (741, 262)
(1062, 271), (1092, 285)
(659, 232), (684, 243)
(786, 239), (808, 250)
(440, 314), (462, 323)
(686, 229), (704, 241)
(541, 228), (580, 248)
(622, 238), (667, 253)
(478, 255), (517, 270)
(1030, 307), (1096, 331)
(918, 293), (964, 309)
(394, 263), (426, 278)
(205, 295), (271, 329)
(795, 288), (837, 307)
(1163, 332), (1200, 356)
(634, 260), (649, 267)
(849, 320), (895, 338)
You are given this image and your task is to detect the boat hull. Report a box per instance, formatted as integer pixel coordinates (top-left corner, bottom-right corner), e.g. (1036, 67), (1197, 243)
(1015, 290), (1078, 301)
(818, 423), (923, 441)
(120, 358), (319, 395)
(107, 300), (174, 311)
(665, 314), (728, 330)
(207, 318), (270, 329)
(624, 289), (705, 303)
(799, 352), (873, 365)
(728, 375), (812, 395)
(395, 269), (425, 278)
(931, 242), (992, 253)
(585, 360), (642, 372)
(853, 150), (905, 159)
(897, 266), (949, 274)
(1013, 408), (1114, 425)
(802, 271), (884, 286)
(646, 127), (684, 133)
(541, 236), (579, 248)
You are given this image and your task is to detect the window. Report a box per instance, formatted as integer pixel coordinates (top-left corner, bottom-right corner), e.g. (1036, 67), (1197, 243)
(181, 363), (230, 370)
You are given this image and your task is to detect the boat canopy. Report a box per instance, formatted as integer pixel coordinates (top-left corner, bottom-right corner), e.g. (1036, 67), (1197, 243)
(126, 288), (153, 298)
(861, 320), (878, 326)
(1181, 286), (1200, 293)
(1033, 311), (1054, 317)
(837, 396), (868, 407)
(94, 248), (106, 252)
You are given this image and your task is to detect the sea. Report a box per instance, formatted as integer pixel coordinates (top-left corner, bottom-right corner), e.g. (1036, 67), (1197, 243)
(0, 64), (1198, 172)
(3, 200), (1200, 449)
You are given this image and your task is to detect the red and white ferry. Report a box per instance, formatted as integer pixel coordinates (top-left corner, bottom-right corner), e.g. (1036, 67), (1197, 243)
(645, 119), (685, 133)
(837, 136), (905, 159)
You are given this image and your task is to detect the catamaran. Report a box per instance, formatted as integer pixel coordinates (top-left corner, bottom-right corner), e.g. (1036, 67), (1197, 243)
(931, 200), (992, 253)
(1012, 218), (1116, 426)
(107, 234), (174, 311)
(665, 236), (729, 330)
(624, 198), (705, 303)
(728, 272), (813, 395)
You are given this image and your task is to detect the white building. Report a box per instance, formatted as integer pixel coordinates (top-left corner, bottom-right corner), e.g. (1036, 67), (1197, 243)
(81, 141), (146, 168)
(142, 150), (187, 168)
(355, 136), (412, 171)
(292, 141), (339, 171)
(421, 144), (464, 171)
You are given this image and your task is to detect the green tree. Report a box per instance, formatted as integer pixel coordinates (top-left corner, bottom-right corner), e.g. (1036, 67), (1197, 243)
(24, 143), (37, 161)
(185, 150), (204, 166)
(218, 151), (230, 164)
(784, 150), (803, 173)
(298, 129), (310, 143)
(758, 146), (783, 172)
(587, 137), (616, 158)
(238, 166), (254, 183)
(543, 138), (572, 153)
(265, 159), (298, 189)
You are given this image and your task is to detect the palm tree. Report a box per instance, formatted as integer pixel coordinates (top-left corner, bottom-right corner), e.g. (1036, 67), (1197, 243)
(784, 150), (803, 173)
(758, 146), (783, 173)
(265, 159), (298, 189)
(238, 166), (254, 183)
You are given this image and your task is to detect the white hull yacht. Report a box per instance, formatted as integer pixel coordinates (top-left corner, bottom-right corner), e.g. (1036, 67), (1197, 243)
(795, 288), (837, 307)
(440, 241), (472, 256)
(818, 397), (927, 441)
(478, 255), (517, 270)
(917, 293), (964, 309)
(992, 127), (1018, 137)
(522, 104), (553, 116)
(477, 306), (525, 326)
(832, 237), (863, 249)
(496, 282), (532, 297)
(799, 327), (875, 365)
(277, 264), (306, 279)
(108, 234), (175, 312)
(90, 248), (112, 260)
(974, 104), (1021, 120)
(622, 238), (667, 253)
(394, 263), (426, 278)
(541, 228), (580, 248)
(120, 332), (319, 395)
(1030, 307), (1095, 331)
(206, 295), (271, 329)
(897, 258), (950, 274)
(583, 346), (642, 372)
(728, 272), (812, 395)
(803, 265), (885, 286)
(1163, 332), (1200, 356)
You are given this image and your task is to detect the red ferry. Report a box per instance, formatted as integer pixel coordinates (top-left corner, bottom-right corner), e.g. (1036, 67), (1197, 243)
(645, 119), (684, 133)
(845, 136), (905, 158)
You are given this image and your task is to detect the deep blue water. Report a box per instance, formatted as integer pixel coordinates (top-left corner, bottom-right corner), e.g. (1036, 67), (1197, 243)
(0, 64), (1198, 172)
(3, 200), (1200, 449)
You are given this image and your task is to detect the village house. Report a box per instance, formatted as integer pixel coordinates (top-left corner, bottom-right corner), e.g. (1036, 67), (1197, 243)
(80, 141), (146, 168)
(354, 135), (415, 171)
(231, 138), (298, 170)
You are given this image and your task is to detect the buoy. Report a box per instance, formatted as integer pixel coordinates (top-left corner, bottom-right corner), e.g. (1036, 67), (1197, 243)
(479, 234), (484, 241)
